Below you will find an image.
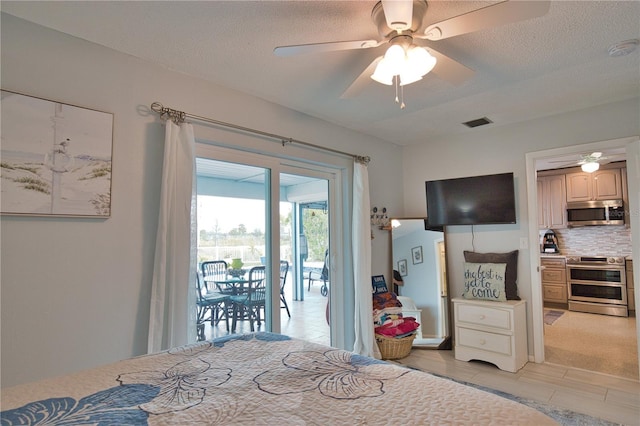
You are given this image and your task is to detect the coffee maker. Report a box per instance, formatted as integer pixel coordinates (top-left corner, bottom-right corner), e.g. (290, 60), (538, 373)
(540, 229), (559, 253)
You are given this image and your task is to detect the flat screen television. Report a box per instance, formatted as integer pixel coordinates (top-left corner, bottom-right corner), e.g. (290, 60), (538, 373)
(425, 172), (516, 227)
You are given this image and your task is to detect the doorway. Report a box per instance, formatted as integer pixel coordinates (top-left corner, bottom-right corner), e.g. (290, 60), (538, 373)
(195, 155), (332, 346)
(526, 136), (640, 379)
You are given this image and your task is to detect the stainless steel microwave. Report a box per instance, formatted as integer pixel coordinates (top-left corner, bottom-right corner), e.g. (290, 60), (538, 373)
(566, 199), (625, 226)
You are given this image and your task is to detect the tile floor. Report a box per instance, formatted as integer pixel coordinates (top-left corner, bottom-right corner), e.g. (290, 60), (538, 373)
(394, 349), (640, 425)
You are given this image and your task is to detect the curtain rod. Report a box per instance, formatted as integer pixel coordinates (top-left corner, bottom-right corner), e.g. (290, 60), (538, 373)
(150, 102), (370, 164)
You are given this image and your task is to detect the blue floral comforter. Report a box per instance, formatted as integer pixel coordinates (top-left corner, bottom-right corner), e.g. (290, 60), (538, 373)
(1, 333), (557, 425)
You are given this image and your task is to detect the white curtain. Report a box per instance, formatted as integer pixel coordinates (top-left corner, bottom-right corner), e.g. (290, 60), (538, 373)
(352, 159), (380, 359)
(148, 120), (198, 353)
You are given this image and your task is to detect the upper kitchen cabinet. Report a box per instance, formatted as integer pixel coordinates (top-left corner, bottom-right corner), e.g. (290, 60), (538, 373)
(537, 174), (567, 229)
(565, 168), (623, 202)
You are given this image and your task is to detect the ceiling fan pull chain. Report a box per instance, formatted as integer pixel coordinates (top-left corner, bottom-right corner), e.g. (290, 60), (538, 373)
(392, 75), (406, 109)
(394, 75), (399, 104)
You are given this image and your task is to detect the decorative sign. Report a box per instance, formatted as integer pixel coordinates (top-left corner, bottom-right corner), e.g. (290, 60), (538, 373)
(1, 90), (113, 217)
(462, 262), (507, 302)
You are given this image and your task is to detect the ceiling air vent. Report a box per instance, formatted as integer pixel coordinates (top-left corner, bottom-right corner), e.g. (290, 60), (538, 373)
(463, 117), (493, 128)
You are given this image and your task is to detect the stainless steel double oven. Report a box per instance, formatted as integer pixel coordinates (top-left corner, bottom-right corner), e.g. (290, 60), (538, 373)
(566, 256), (628, 317)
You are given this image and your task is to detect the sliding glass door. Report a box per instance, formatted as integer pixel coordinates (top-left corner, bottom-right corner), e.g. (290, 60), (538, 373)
(194, 145), (334, 347)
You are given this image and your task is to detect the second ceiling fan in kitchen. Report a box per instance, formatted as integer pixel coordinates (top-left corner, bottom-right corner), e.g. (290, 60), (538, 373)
(549, 151), (627, 173)
(274, 1), (550, 106)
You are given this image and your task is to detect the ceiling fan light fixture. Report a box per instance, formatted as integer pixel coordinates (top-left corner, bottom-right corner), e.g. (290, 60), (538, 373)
(372, 44), (436, 87)
(581, 162), (600, 173)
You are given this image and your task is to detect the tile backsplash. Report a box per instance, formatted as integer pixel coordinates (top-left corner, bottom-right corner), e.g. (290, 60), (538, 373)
(549, 226), (632, 257)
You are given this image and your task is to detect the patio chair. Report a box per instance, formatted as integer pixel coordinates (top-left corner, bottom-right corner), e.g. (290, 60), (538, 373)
(280, 260), (291, 318)
(308, 249), (329, 296)
(196, 274), (229, 340)
(201, 260), (228, 292)
(230, 265), (266, 332)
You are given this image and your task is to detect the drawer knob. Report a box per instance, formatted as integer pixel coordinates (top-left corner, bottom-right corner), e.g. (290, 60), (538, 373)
(478, 314), (485, 320)
(479, 339), (486, 345)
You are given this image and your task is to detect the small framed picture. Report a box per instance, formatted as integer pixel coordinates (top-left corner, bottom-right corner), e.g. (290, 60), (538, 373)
(412, 246), (423, 264)
(398, 259), (408, 277)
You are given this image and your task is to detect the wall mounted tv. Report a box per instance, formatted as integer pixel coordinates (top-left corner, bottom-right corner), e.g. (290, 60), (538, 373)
(425, 172), (516, 227)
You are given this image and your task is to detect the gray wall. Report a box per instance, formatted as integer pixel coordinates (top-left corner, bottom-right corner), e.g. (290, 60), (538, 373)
(0, 14), (403, 387)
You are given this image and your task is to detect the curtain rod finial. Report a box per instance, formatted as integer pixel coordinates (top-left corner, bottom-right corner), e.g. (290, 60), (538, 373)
(151, 102), (164, 113)
(355, 156), (370, 165)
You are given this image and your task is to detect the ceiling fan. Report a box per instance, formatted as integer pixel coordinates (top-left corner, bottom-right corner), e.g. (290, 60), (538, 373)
(549, 152), (626, 173)
(274, 0), (550, 106)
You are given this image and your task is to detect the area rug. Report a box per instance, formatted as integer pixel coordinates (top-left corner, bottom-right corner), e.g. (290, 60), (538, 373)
(426, 372), (618, 426)
(544, 309), (565, 325)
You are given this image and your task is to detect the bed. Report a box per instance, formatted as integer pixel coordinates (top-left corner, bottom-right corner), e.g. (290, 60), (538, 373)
(1, 332), (557, 425)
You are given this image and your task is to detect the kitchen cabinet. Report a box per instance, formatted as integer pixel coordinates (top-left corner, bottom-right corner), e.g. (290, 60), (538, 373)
(627, 259), (635, 314)
(566, 169), (623, 202)
(537, 174), (567, 229)
(452, 298), (528, 373)
(541, 256), (567, 306)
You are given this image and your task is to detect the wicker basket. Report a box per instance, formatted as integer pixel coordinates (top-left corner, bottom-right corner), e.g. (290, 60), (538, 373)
(375, 333), (415, 360)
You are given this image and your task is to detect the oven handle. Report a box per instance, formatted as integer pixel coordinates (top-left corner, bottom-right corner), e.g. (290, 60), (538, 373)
(566, 264), (625, 271)
(568, 279), (626, 287)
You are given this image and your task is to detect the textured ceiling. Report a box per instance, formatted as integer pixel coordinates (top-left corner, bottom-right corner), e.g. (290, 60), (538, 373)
(2, 1), (639, 149)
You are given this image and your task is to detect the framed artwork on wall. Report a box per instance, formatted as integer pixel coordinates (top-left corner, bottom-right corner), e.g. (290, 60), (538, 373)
(398, 259), (408, 276)
(412, 246), (423, 264)
(1, 90), (113, 217)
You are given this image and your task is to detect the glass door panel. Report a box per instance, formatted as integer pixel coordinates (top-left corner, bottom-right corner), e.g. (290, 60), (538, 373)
(281, 172), (330, 346)
(196, 159), (269, 339)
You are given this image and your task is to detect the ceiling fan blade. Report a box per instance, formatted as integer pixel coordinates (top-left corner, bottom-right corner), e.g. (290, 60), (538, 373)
(274, 40), (383, 57)
(421, 1), (550, 41)
(382, 0), (413, 32)
(599, 154), (626, 164)
(340, 56), (383, 99)
(428, 48), (474, 86)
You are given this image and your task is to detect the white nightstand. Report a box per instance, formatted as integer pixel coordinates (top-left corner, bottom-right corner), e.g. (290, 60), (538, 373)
(452, 297), (527, 373)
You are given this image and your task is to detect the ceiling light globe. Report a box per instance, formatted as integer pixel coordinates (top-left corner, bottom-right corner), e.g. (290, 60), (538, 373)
(371, 58), (394, 85)
(384, 44), (406, 75)
(385, 44), (405, 62)
(407, 46), (437, 76)
(581, 162), (600, 173)
(399, 69), (423, 86)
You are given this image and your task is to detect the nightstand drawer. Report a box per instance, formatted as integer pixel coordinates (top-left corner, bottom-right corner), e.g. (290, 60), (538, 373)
(457, 327), (512, 356)
(456, 303), (511, 330)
